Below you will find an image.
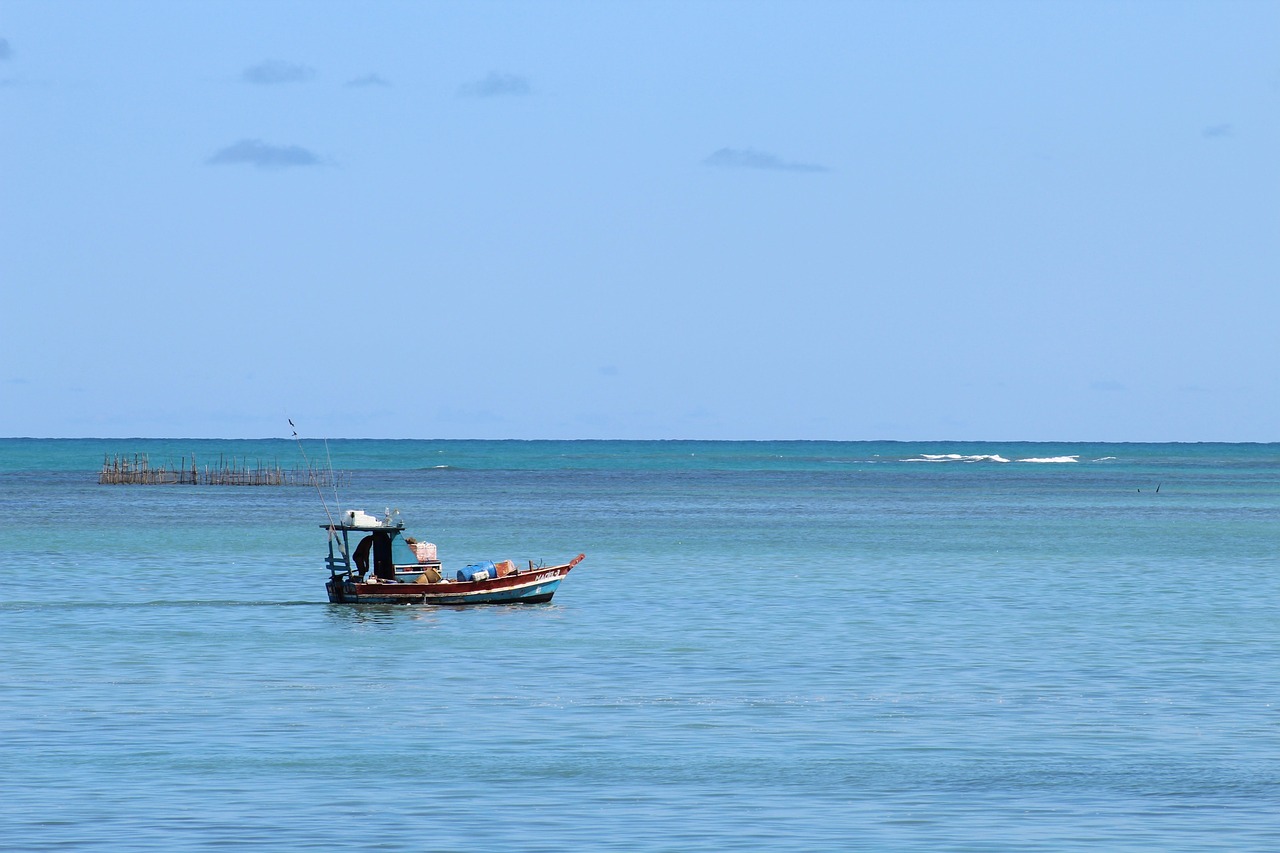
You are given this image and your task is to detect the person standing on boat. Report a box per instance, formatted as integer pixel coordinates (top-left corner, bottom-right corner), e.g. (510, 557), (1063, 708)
(353, 531), (396, 581)
(353, 534), (373, 577)
(370, 531), (395, 581)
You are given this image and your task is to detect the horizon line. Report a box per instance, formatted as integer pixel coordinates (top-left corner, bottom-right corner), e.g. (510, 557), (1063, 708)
(2, 436), (1276, 445)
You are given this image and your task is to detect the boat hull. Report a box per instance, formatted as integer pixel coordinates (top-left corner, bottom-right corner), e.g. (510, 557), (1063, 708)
(326, 560), (577, 605)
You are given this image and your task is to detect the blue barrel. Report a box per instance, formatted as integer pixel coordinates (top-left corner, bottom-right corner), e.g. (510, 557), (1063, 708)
(456, 561), (496, 582)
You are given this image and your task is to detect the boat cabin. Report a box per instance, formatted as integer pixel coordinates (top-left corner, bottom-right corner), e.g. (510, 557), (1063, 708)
(323, 509), (443, 584)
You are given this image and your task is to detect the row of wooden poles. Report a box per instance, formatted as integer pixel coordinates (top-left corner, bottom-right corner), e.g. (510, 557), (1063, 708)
(99, 453), (348, 487)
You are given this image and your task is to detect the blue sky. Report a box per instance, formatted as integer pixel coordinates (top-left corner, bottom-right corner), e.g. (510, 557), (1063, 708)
(2, 1), (1277, 440)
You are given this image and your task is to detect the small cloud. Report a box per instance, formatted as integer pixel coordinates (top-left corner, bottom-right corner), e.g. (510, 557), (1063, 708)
(1090, 380), (1126, 393)
(703, 147), (829, 173)
(458, 72), (531, 98)
(1202, 123), (1232, 139)
(206, 139), (321, 170)
(0, 38), (12, 61)
(243, 60), (315, 85)
(345, 73), (391, 88)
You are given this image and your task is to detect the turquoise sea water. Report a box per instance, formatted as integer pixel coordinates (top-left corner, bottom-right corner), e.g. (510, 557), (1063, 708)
(1, 439), (1278, 851)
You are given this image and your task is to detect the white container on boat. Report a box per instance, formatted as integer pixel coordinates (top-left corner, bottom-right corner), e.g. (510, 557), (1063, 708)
(412, 542), (438, 562)
(345, 509), (380, 528)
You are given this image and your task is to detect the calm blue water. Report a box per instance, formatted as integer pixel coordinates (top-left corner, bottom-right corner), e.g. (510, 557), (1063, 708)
(1, 440), (1278, 850)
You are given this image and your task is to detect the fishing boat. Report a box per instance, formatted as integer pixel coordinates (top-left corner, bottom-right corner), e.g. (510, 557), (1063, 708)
(322, 508), (584, 605)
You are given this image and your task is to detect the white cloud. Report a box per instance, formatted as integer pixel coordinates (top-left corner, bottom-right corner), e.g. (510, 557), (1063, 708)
(458, 72), (531, 98)
(243, 60), (315, 85)
(345, 73), (391, 88)
(703, 147), (828, 173)
(206, 139), (321, 169)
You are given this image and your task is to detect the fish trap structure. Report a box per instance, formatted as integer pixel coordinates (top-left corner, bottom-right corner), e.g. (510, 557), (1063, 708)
(99, 453), (348, 487)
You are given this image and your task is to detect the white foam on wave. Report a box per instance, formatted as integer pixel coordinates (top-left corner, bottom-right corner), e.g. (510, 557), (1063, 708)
(1016, 456), (1079, 464)
(904, 454), (1011, 463)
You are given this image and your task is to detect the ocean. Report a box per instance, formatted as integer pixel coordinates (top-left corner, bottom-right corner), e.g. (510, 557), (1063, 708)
(1, 439), (1277, 851)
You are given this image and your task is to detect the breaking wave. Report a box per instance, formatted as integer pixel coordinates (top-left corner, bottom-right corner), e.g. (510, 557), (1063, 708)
(904, 454), (1011, 463)
(902, 453), (1084, 465)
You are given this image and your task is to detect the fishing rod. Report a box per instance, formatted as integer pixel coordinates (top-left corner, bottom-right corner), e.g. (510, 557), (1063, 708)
(323, 436), (341, 519)
(290, 419), (341, 537)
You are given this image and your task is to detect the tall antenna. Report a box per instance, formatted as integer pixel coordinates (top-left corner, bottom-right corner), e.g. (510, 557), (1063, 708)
(290, 419), (339, 531)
